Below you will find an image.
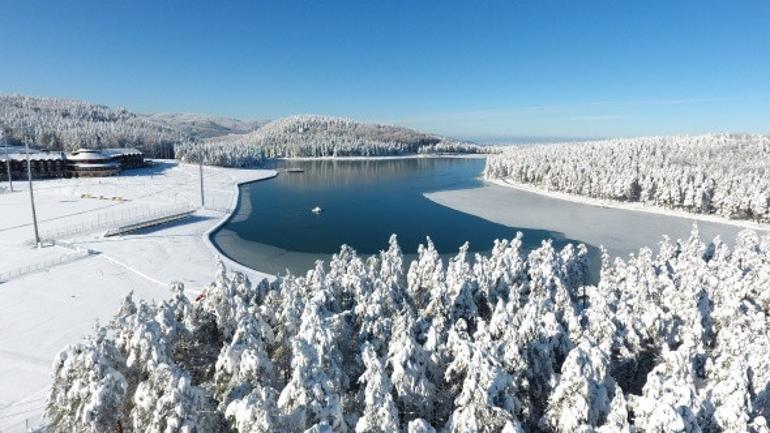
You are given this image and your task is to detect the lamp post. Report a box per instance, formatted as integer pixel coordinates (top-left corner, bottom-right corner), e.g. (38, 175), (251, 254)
(25, 141), (40, 247)
(199, 159), (205, 209)
(1, 132), (11, 192)
(3, 142), (12, 193)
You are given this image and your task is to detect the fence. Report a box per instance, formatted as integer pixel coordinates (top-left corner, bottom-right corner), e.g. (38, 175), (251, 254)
(0, 241), (92, 283)
(205, 205), (233, 214)
(202, 194), (236, 215)
(3, 204), (198, 283)
(38, 203), (197, 242)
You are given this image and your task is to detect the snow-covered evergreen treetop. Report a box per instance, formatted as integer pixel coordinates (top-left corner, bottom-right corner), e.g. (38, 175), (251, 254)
(47, 227), (770, 432)
(484, 134), (770, 223)
(174, 115), (490, 166)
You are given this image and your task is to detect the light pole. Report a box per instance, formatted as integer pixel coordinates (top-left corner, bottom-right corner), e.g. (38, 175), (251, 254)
(25, 141), (40, 247)
(199, 159), (205, 209)
(1, 132), (11, 192)
(3, 142), (12, 193)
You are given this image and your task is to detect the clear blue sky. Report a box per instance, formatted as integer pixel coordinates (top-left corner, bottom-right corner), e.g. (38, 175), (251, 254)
(2, 0), (769, 140)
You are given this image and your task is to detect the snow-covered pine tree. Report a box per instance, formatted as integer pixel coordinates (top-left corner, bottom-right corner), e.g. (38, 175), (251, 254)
(131, 363), (222, 432)
(444, 322), (524, 433)
(225, 384), (283, 433)
(407, 237), (445, 311)
(542, 341), (617, 432)
(355, 343), (399, 433)
(46, 324), (129, 433)
(278, 290), (347, 432)
(387, 311), (437, 424)
(213, 303), (275, 404)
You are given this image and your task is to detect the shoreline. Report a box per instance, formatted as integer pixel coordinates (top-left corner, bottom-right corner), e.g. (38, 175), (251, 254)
(201, 170), (279, 280)
(272, 153), (490, 162)
(485, 178), (770, 232)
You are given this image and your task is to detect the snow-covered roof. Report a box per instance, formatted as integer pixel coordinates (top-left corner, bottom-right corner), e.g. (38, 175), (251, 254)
(101, 148), (143, 157)
(0, 147), (142, 163)
(72, 162), (120, 169)
(0, 149), (66, 162)
(67, 149), (112, 161)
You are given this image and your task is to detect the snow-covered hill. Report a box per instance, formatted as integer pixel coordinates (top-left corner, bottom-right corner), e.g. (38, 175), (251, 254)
(175, 115), (489, 166)
(144, 112), (265, 139)
(0, 96), (486, 165)
(485, 134), (770, 223)
(0, 94), (189, 158)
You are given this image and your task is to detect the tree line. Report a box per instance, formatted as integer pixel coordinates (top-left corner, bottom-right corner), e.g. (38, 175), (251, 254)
(175, 115), (489, 166)
(484, 134), (770, 223)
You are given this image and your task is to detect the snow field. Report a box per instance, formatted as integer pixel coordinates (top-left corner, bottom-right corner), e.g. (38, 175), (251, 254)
(0, 161), (274, 431)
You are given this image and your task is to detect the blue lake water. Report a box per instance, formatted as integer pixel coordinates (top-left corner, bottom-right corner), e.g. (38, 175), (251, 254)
(213, 158), (600, 276)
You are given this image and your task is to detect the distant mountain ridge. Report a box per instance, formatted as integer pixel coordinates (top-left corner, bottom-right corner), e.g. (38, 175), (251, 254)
(212, 114), (445, 152)
(143, 112), (265, 139)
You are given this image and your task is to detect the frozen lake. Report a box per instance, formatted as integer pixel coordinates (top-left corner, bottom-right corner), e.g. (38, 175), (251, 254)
(213, 157), (758, 278)
(212, 158), (599, 276)
(425, 183), (757, 263)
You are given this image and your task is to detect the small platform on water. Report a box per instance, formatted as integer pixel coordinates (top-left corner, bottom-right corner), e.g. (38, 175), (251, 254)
(285, 168), (304, 173)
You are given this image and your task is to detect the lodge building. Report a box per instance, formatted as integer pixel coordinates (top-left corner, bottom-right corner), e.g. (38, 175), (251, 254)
(0, 147), (145, 180)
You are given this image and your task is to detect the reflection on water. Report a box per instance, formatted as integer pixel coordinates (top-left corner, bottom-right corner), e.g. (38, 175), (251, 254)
(214, 158), (600, 277)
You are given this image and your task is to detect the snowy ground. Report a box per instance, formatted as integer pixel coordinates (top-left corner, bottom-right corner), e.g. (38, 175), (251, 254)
(0, 161), (274, 432)
(425, 180), (770, 261)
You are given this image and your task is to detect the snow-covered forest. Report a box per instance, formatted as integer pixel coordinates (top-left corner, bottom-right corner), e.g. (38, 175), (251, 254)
(0, 95), (190, 158)
(484, 134), (770, 223)
(175, 115), (488, 166)
(0, 96), (488, 166)
(47, 227), (770, 432)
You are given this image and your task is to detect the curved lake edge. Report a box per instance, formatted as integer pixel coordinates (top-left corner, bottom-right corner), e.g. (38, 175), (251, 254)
(203, 169), (280, 279)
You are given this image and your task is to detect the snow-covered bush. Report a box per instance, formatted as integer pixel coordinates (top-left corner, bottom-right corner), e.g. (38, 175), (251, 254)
(175, 115), (489, 166)
(46, 227), (770, 432)
(485, 134), (770, 222)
